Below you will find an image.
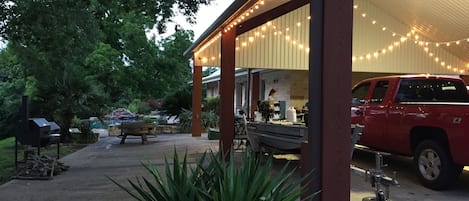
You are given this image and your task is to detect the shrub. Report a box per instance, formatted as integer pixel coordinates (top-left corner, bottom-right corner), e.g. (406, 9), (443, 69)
(161, 87), (192, 117)
(110, 149), (315, 201)
(155, 116), (168, 125)
(179, 109), (219, 132)
(202, 111), (219, 129)
(140, 117), (154, 123)
(128, 99), (151, 114)
(71, 118), (98, 144)
(203, 96), (220, 113)
(178, 109), (192, 132)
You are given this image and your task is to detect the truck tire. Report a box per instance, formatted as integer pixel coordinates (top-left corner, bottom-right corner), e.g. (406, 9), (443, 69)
(413, 140), (462, 190)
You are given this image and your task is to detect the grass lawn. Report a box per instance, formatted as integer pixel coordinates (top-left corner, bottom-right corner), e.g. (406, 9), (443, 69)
(0, 137), (86, 184)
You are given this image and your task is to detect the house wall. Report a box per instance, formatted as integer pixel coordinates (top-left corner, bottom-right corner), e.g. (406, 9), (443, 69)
(260, 70), (291, 109)
(289, 70), (309, 109)
(206, 82), (219, 97)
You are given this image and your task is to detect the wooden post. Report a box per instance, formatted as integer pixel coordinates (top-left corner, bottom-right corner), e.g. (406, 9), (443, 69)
(220, 28), (236, 154)
(250, 72), (260, 119)
(307, 0), (353, 201)
(192, 65), (202, 137)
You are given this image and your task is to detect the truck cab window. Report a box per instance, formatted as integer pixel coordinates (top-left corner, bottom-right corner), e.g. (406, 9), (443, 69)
(397, 79), (469, 102)
(352, 82), (370, 105)
(371, 81), (388, 104)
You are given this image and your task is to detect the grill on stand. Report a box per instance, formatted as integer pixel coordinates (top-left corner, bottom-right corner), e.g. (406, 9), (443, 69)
(14, 96), (68, 180)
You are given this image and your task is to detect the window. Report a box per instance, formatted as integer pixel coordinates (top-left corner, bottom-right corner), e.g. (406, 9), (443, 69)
(370, 81), (388, 104)
(396, 79), (469, 102)
(352, 82), (370, 105)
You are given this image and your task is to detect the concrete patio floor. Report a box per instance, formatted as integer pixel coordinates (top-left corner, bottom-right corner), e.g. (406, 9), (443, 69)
(0, 134), (468, 201)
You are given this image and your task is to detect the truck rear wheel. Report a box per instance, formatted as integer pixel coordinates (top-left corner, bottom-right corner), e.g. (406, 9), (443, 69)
(413, 140), (462, 190)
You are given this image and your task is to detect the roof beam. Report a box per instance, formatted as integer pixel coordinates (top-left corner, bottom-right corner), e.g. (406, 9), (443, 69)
(236, 0), (309, 35)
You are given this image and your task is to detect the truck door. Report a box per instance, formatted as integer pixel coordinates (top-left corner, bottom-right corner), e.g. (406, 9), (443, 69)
(359, 80), (390, 150)
(351, 81), (370, 126)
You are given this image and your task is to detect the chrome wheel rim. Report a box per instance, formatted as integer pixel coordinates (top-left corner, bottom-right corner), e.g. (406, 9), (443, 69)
(418, 149), (441, 181)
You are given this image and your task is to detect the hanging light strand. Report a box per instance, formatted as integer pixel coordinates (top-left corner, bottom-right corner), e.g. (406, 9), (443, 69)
(235, 14), (312, 54)
(353, 4), (467, 74)
(354, 4), (469, 46)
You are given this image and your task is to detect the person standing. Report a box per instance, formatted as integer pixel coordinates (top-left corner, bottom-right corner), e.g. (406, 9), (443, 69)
(267, 88), (277, 108)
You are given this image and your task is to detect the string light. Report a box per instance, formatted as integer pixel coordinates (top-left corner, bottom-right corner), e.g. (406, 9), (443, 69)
(194, 32), (222, 60)
(223, 0), (268, 33)
(200, 0), (269, 61)
(355, 4), (469, 49)
(235, 14), (312, 55)
(354, 3), (467, 74)
(199, 2), (467, 72)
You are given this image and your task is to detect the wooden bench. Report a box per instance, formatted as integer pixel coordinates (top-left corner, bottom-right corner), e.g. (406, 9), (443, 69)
(118, 122), (156, 144)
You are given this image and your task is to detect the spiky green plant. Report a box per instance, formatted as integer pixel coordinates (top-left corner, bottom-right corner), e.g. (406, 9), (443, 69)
(109, 149), (316, 201)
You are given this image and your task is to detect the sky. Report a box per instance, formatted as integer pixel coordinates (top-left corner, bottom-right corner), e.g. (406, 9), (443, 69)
(150, 0), (234, 41)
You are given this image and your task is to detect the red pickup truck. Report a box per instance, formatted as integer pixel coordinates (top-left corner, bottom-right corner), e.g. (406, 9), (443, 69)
(351, 75), (469, 190)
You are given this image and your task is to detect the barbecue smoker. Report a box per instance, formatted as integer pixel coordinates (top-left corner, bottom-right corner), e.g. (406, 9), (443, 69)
(14, 96), (66, 179)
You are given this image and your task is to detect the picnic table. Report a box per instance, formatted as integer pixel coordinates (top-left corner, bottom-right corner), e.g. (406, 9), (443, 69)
(118, 122), (156, 144)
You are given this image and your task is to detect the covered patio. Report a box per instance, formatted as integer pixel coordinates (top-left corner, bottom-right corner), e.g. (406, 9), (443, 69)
(184, 0), (469, 200)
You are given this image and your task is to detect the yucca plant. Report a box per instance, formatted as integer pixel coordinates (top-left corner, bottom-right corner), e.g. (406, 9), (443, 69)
(109, 149), (316, 201)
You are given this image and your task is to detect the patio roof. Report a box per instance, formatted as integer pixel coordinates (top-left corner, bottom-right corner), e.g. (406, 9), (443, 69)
(370, 0), (469, 63)
(185, 0), (469, 74)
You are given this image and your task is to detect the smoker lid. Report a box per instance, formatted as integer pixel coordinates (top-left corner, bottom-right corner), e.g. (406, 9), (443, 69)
(48, 121), (60, 130)
(29, 118), (50, 127)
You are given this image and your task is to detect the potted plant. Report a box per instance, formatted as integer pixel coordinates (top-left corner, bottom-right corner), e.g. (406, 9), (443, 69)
(257, 100), (273, 123)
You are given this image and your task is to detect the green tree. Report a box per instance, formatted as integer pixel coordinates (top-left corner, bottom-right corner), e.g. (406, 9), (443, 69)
(0, 47), (26, 139)
(1, 1), (103, 141)
(154, 28), (194, 97)
(0, 0), (212, 141)
(88, 0), (211, 101)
